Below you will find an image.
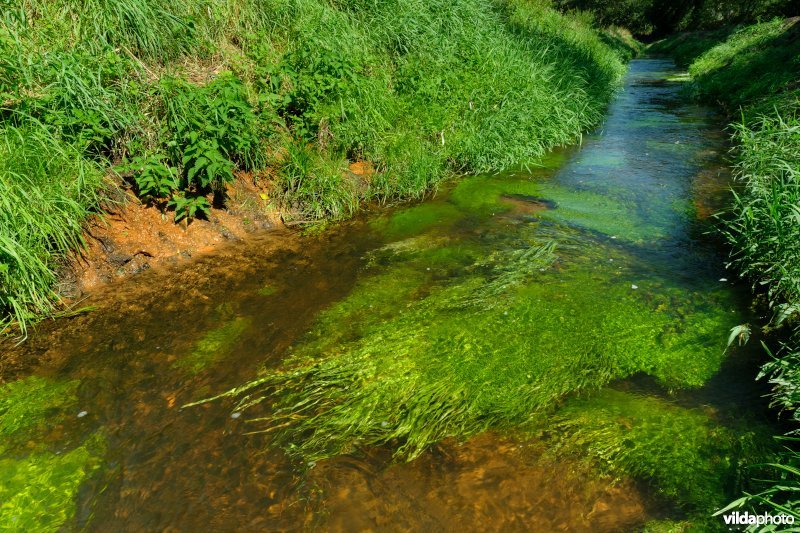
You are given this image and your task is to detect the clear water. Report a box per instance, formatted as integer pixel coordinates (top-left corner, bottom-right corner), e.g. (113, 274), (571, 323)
(0, 59), (778, 531)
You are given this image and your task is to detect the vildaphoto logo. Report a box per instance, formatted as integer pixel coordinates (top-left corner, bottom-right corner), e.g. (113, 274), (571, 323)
(721, 511), (795, 526)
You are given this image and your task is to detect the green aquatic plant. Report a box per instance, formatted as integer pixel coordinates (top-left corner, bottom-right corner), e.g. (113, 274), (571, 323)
(547, 389), (771, 512)
(0, 376), (80, 453)
(197, 239), (737, 462)
(528, 183), (668, 242)
(641, 519), (694, 532)
(448, 171), (685, 242)
(257, 284), (277, 296)
(0, 433), (105, 533)
(178, 316), (252, 374)
(0, 376), (104, 531)
(371, 202), (465, 241)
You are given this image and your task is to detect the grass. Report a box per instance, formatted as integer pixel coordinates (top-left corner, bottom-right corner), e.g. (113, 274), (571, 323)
(0, 123), (106, 335)
(656, 17), (800, 520)
(0, 0), (633, 334)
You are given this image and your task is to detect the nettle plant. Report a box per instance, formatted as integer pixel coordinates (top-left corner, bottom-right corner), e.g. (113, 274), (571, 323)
(123, 73), (263, 221)
(263, 45), (359, 141)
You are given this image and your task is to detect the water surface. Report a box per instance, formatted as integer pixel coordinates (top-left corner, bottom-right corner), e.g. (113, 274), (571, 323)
(0, 59), (778, 531)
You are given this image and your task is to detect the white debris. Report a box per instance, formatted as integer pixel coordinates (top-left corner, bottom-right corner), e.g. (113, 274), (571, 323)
(77, 411), (88, 418)
(719, 278), (728, 282)
(230, 412), (242, 419)
(631, 284), (639, 290)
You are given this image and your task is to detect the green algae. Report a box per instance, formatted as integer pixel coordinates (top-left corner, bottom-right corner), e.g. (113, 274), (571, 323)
(0, 376), (80, 454)
(0, 433), (105, 532)
(178, 316), (252, 374)
(216, 239), (737, 462)
(547, 389), (772, 512)
(257, 284), (277, 297)
(449, 173), (545, 216)
(372, 201), (464, 241)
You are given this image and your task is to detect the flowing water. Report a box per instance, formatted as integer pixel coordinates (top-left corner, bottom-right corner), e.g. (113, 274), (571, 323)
(0, 60), (781, 531)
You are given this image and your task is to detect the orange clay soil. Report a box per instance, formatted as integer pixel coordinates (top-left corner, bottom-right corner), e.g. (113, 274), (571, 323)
(60, 160), (375, 299)
(61, 173), (283, 298)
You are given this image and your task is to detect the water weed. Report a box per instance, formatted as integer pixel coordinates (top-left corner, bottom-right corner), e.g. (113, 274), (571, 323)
(547, 389), (771, 512)
(205, 238), (737, 462)
(0, 434), (106, 532)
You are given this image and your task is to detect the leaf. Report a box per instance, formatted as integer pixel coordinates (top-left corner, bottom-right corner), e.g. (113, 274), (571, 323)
(727, 324), (751, 349)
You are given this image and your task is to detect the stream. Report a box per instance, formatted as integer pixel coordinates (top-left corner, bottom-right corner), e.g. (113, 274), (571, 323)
(0, 59), (780, 531)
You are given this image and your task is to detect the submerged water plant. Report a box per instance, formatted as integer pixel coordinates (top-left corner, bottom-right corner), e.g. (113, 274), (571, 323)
(195, 234), (737, 462)
(547, 389), (771, 512)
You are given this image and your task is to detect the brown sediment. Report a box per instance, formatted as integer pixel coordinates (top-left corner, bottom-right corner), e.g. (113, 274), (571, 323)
(61, 174), (283, 298)
(499, 194), (555, 215)
(311, 433), (649, 532)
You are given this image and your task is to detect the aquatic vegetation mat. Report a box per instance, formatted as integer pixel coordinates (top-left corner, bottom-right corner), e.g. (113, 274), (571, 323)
(0, 376), (80, 454)
(201, 237), (738, 462)
(0, 434), (105, 532)
(0, 376), (106, 531)
(546, 389), (771, 512)
(178, 315), (252, 374)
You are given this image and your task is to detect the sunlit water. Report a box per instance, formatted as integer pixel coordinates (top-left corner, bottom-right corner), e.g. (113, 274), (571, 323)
(0, 59), (779, 531)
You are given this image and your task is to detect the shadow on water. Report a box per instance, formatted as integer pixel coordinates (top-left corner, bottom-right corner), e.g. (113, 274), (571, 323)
(0, 59), (781, 531)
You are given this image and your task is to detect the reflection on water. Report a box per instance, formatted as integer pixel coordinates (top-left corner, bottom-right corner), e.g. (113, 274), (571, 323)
(0, 60), (778, 531)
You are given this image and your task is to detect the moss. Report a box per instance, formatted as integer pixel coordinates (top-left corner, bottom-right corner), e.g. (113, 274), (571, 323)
(0, 433), (105, 532)
(0, 376), (80, 454)
(178, 316), (251, 374)
(547, 390), (771, 512)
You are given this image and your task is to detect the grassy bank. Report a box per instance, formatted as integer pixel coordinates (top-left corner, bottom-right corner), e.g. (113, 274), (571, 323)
(0, 0), (632, 335)
(652, 18), (800, 519)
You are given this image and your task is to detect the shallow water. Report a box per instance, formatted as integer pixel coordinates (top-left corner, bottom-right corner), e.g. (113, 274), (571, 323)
(0, 59), (780, 531)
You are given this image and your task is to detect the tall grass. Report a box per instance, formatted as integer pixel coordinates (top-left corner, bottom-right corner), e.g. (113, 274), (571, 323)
(0, 123), (105, 335)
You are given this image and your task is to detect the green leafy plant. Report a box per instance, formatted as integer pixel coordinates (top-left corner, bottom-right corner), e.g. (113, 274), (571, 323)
(265, 45), (359, 140)
(168, 192), (211, 222)
(162, 73), (262, 194)
(122, 154), (178, 201)
(180, 133), (235, 192)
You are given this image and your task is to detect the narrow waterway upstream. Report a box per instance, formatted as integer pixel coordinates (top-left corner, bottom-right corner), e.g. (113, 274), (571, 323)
(0, 59), (779, 531)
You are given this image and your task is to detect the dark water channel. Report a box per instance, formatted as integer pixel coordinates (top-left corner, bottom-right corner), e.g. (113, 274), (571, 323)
(0, 59), (779, 532)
